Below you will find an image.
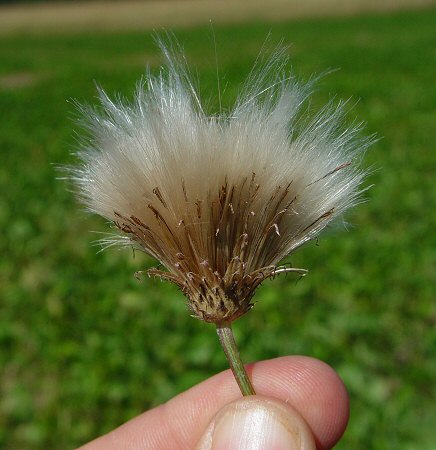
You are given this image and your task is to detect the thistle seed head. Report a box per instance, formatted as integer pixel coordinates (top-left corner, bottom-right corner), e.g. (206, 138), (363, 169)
(70, 45), (372, 324)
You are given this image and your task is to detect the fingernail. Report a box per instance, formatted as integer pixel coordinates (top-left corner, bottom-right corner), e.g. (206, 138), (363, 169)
(208, 398), (311, 450)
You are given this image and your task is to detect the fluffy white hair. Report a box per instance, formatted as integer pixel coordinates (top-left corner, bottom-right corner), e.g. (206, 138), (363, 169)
(70, 45), (372, 323)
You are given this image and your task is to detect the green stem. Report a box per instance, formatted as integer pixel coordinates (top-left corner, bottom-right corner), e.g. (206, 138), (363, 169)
(216, 322), (256, 396)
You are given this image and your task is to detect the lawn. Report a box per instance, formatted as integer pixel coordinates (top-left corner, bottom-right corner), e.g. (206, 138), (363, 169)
(0, 8), (435, 449)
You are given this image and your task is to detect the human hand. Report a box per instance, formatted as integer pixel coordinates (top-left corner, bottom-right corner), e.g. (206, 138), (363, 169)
(78, 356), (349, 449)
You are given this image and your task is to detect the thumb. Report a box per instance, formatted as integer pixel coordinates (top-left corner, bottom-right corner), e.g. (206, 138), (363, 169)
(196, 395), (316, 450)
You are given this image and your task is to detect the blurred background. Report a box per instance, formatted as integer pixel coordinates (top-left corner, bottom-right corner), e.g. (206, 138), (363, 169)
(0, 1), (435, 448)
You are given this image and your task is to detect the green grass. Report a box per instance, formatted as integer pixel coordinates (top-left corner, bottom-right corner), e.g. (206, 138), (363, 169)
(1, 8), (435, 449)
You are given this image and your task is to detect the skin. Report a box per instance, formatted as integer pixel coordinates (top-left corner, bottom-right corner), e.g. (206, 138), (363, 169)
(78, 356), (349, 450)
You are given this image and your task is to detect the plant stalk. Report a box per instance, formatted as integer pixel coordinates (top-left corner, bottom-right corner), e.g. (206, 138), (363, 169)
(216, 322), (256, 396)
